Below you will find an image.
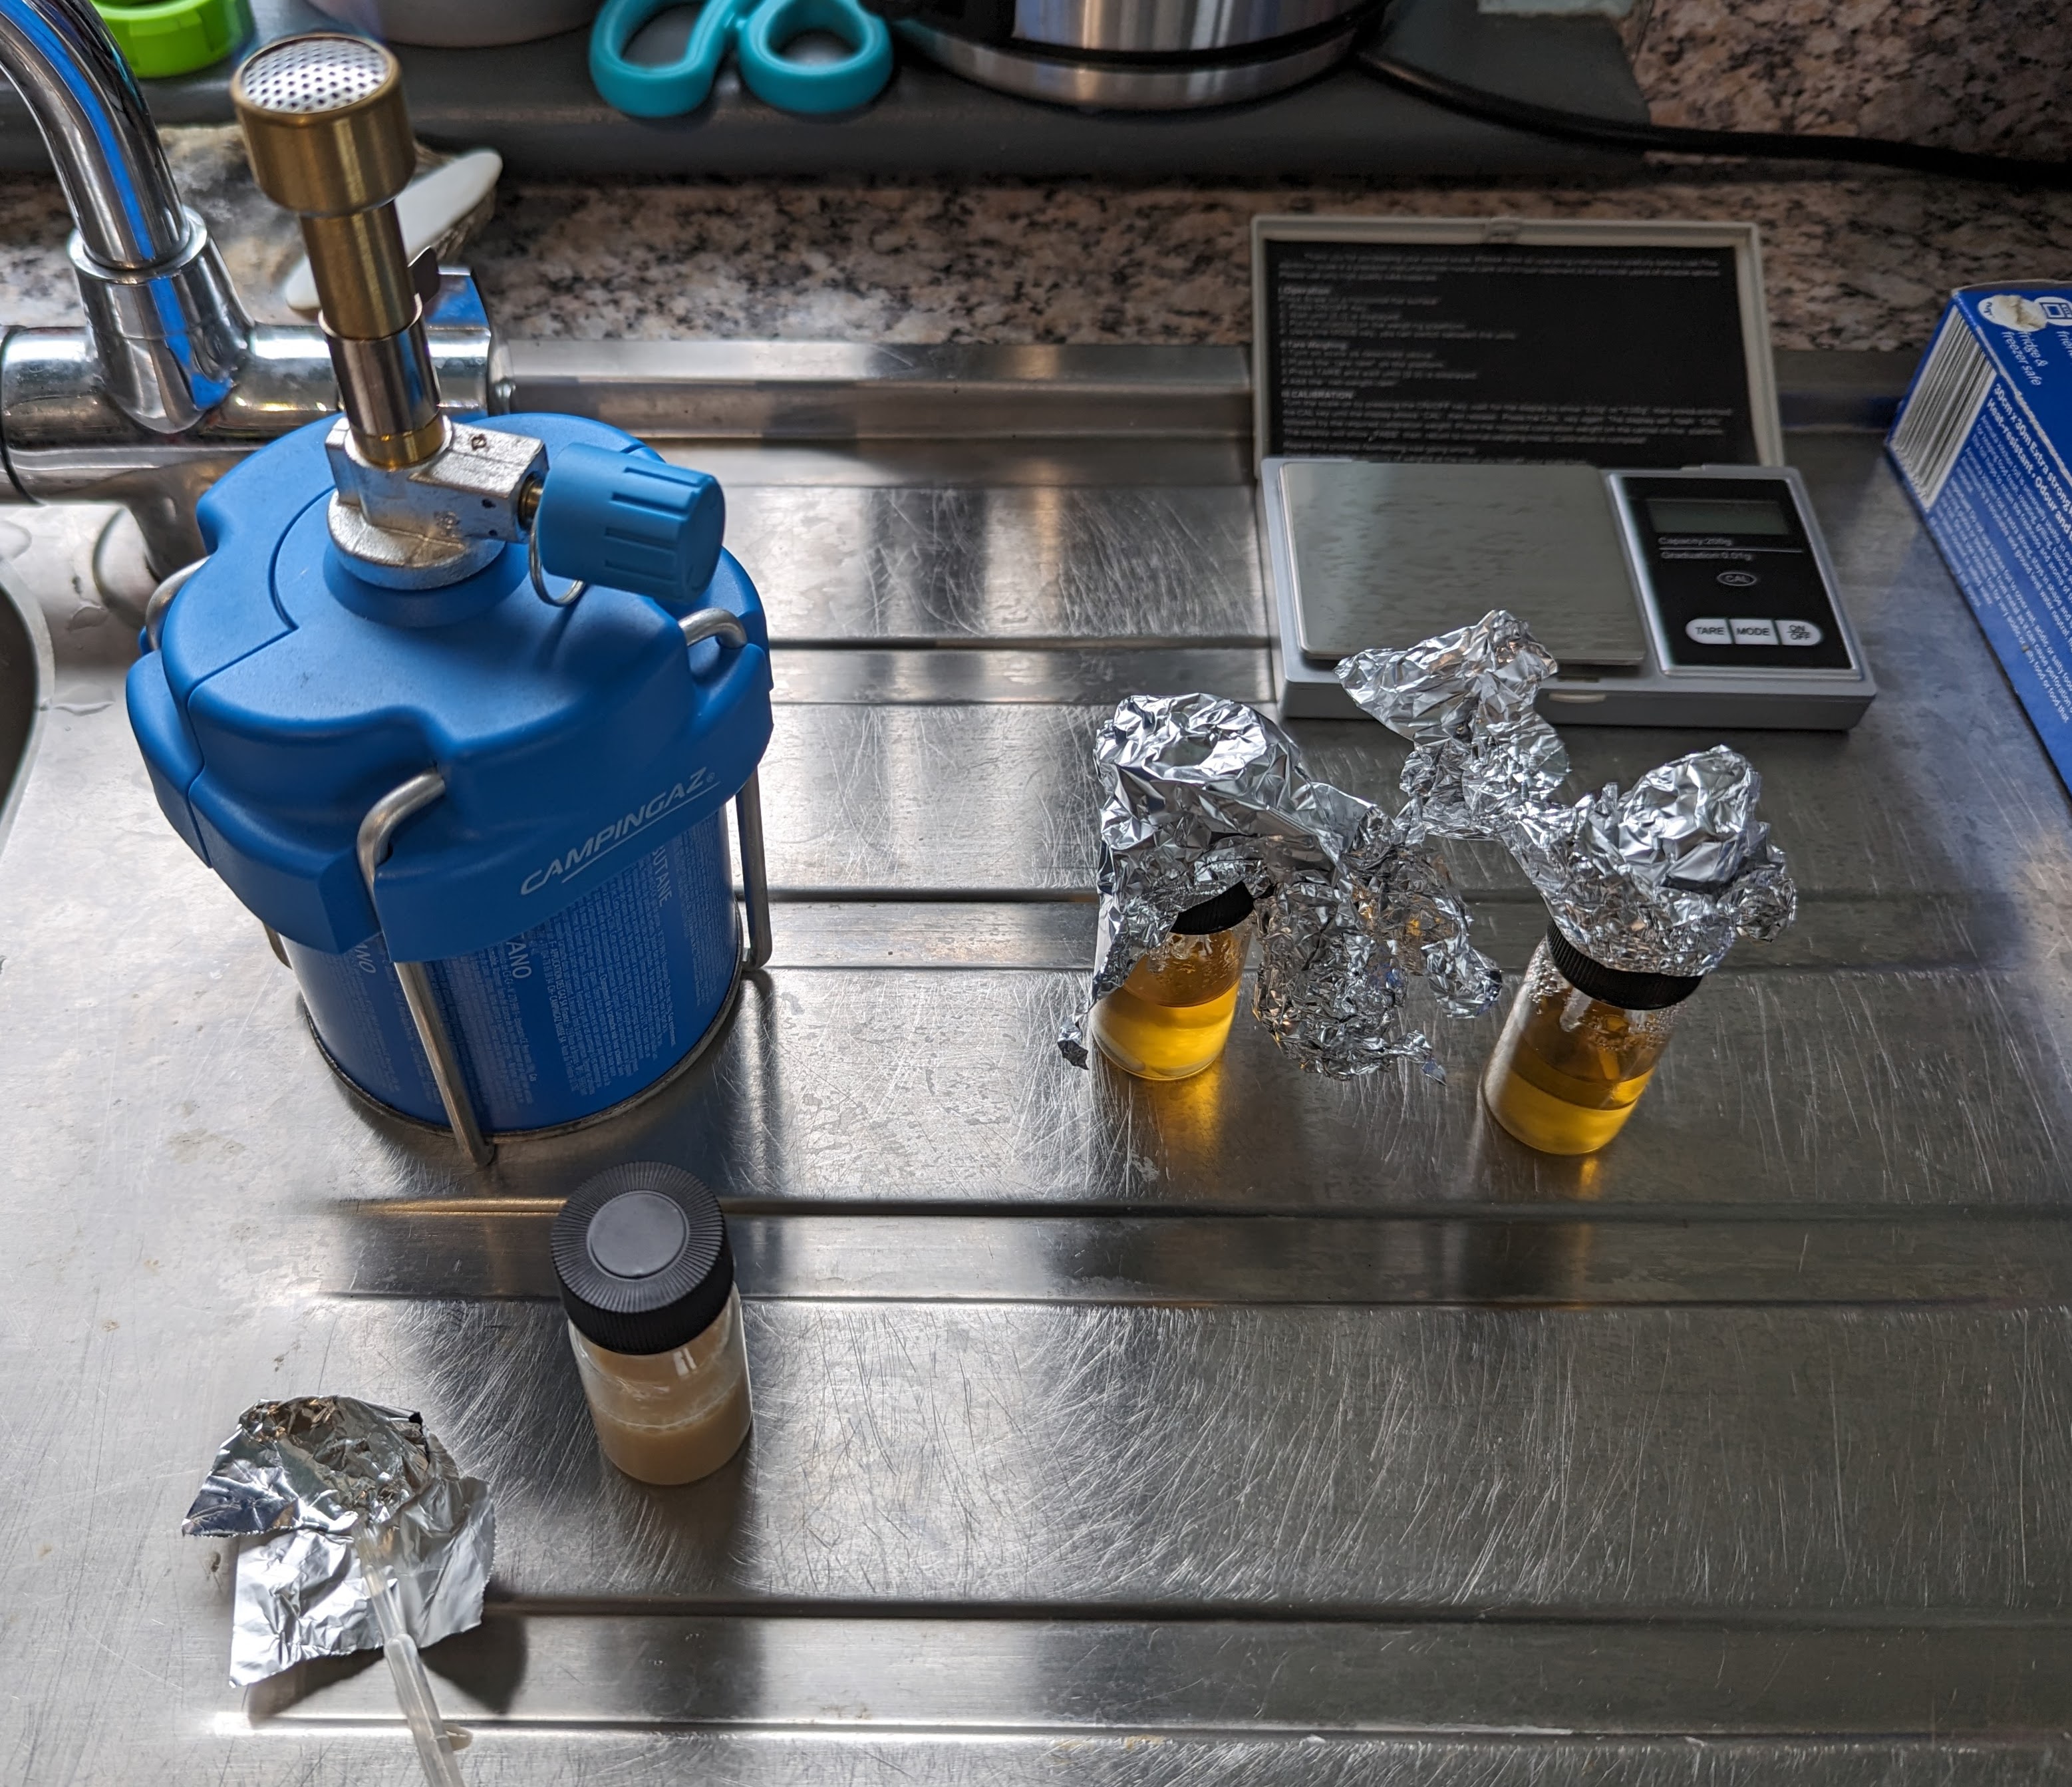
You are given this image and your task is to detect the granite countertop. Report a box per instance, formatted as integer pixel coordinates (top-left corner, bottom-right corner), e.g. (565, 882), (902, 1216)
(0, 127), (2065, 355)
(464, 168), (2072, 355)
(1628, 0), (2071, 162)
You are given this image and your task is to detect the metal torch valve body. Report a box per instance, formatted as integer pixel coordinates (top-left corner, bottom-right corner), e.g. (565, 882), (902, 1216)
(325, 415), (549, 587)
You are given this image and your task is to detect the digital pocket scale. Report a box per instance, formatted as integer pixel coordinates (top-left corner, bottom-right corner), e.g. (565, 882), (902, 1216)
(1264, 459), (1876, 729)
(1251, 216), (1874, 731)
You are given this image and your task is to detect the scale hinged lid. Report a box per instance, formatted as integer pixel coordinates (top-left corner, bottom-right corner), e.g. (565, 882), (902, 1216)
(1249, 214), (1785, 472)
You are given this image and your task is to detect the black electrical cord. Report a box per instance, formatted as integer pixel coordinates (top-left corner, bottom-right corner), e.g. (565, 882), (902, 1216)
(1360, 49), (2072, 191)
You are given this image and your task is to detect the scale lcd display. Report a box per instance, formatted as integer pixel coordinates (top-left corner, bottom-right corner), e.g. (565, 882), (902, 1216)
(1645, 496), (1791, 536)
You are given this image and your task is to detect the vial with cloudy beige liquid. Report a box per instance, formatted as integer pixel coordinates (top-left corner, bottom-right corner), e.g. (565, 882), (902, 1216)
(551, 1162), (752, 1486)
(1483, 928), (1705, 1156)
(1089, 882), (1256, 1080)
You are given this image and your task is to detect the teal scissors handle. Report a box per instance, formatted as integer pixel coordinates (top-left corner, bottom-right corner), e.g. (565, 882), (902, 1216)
(591, 0), (891, 117)
(735, 0), (891, 112)
(591, 0), (742, 117)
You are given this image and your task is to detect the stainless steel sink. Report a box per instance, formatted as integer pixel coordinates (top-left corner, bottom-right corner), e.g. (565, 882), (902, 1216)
(3, 351), (2071, 1784)
(0, 528), (47, 856)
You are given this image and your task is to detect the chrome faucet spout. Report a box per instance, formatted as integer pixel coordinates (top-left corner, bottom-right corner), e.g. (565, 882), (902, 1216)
(0, 0), (249, 435)
(0, 0), (186, 269)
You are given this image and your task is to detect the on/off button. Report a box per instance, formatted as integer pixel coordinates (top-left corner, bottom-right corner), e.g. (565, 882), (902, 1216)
(1685, 617), (1733, 645)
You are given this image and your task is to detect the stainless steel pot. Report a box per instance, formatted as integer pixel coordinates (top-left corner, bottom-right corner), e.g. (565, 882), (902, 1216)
(308, 0), (601, 47)
(1008, 0), (1363, 53)
(878, 0), (1379, 109)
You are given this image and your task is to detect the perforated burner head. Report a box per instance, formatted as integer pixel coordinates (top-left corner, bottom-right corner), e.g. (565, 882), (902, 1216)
(232, 33), (413, 216)
(235, 34), (392, 116)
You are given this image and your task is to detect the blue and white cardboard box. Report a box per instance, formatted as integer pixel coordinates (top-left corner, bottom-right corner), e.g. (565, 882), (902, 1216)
(1888, 285), (2072, 792)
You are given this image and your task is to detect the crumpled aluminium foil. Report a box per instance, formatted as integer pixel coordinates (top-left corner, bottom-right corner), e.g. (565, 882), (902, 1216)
(1059, 693), (1499, 1078)
(1338, 609), (1797, 979)
(183, 1396), (494, 1686)
(1336, 607), (1569, 842)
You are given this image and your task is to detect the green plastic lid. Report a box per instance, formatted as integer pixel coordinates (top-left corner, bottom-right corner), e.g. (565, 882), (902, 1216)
(94, 0), (252, 80)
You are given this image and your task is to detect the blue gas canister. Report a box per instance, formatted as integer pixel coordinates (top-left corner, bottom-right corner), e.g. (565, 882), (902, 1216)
(125, 31), (776, 1166)
(126, 412), (774, 1158)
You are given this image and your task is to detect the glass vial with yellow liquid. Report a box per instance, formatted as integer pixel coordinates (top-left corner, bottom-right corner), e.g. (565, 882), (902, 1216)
(1089, 882), (1256, 1080)
(1483, 928), (1704, 1155)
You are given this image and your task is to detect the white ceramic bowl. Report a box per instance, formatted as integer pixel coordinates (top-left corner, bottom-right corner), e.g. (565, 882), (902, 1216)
(307, 0), (601, 48)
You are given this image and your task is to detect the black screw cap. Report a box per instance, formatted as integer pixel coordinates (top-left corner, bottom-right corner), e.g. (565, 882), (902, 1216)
(551, 1162), (734, 1357)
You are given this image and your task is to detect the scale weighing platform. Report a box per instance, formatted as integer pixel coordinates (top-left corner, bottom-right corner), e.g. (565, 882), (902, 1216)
(1251, 214), (1874, 729)
(1263, 459), (1875, 727)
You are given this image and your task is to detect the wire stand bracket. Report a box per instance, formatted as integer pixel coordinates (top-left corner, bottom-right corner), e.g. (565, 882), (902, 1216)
(357, 770), (495, 1170)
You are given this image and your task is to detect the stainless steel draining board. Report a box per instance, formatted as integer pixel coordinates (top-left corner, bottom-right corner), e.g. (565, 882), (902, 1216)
(1, 358), (2069, 1784)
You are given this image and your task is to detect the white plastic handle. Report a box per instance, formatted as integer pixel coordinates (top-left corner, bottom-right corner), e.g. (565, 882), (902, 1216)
(283, 151), (504, 316)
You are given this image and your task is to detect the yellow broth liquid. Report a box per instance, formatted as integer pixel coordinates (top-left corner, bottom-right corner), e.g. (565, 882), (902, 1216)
(569, 1289), (753, 1486)
(1089, 927), (1247, 1081)
(1483, 981), (1672, 1156)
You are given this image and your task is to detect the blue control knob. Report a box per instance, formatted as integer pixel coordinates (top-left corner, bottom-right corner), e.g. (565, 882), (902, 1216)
(533, 441), (726, 607)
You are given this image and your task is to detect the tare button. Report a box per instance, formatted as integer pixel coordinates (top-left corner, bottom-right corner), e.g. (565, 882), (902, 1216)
(1685, 617), (1733, 645)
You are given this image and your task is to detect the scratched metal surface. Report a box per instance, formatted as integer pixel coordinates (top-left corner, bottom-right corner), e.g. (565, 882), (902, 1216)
(343, 1209), (2072, 1305)
(728, 482), (1268, 645)
(3, 391), (2072, 1782)
(253, 1612), (2072, 1733)
(180, 1297), (2072, 1613)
